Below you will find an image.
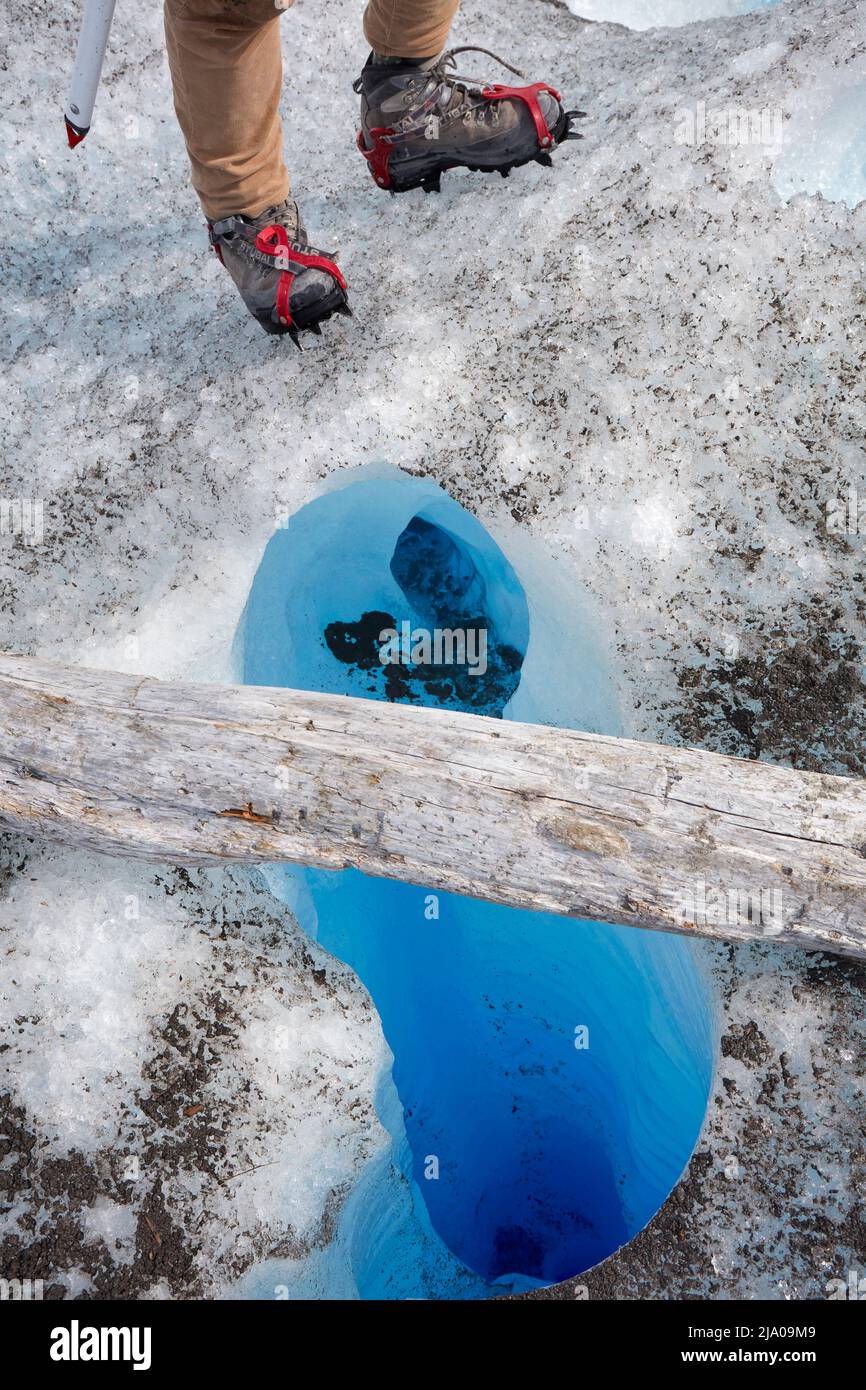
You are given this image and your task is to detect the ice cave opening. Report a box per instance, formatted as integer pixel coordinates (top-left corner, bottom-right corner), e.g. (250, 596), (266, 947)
(234, 467), (717, 1298)
(562, 0), (780, 33)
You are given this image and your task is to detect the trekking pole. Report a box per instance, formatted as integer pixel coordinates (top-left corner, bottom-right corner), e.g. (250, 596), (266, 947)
(64, 0), (118, 147)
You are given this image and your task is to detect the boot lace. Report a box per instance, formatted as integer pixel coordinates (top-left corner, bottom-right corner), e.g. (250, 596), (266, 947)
(426, 47), (525, 126)
(248, 197), (302, 242)
(385, 47), (527, 134)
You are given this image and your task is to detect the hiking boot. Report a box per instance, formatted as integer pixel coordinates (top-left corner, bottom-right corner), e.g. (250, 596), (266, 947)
(208, 197), (350, 345)
(355, 46), (585, 193)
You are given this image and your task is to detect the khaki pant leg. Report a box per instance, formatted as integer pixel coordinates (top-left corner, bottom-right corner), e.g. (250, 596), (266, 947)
(164, 0), (291, 221)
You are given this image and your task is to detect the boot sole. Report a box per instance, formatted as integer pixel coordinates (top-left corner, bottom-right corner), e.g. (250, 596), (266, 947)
(381, 106), (578, 195)
(260, 285), (353, 347)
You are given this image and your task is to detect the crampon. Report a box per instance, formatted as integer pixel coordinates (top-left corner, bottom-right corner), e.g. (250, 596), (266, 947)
(208, 199), (351, 347)
(356, 46), (586, 194)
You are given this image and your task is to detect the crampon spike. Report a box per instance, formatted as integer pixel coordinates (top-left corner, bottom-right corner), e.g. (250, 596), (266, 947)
(536, 152), (553, 168)
(288, 327), (303, 351)
(336, 302), (354, 318)
(499, 166), (511, 179)
(309, 320), (323, 336)
(563, 109), (588, 140)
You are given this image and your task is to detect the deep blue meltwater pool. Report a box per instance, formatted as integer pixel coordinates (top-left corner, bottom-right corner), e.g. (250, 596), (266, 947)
(233, 465), (716, 1299)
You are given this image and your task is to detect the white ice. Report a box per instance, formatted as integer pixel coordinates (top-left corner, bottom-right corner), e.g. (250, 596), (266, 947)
(772, 80), (866, 208)
(565, 0), (780, 31)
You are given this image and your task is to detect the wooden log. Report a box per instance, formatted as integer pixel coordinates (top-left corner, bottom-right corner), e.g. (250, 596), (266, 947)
(0, 653), (865, 958)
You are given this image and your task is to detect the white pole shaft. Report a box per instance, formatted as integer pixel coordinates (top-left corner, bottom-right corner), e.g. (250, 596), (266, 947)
(65, 0), (118, 140)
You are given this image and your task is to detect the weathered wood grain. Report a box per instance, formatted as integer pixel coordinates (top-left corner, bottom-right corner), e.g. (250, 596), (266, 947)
(1, 653), (864, 957)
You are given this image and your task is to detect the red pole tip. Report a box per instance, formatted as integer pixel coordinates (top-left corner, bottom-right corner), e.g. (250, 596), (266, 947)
(65, 116), (88, 148)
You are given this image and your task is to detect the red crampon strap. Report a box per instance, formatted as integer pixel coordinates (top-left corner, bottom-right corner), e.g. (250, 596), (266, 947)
(253, 223), (347, 328)
(275, 269), (295, 327)
(481, 81), (562, 150)
(357, 126), (396, 190)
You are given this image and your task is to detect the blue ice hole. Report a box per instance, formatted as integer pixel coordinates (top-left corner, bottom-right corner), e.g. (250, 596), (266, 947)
(234, 465), (716, 1298)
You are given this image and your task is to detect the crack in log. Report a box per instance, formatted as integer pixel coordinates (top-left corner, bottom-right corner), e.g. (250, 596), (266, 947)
(219, 804), (274, 826)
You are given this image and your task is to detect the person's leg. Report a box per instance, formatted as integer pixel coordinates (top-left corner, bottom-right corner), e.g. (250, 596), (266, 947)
(165, 0), (347, 338)
(164, 0), (290, 222)
(362, 0), (460, 61)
